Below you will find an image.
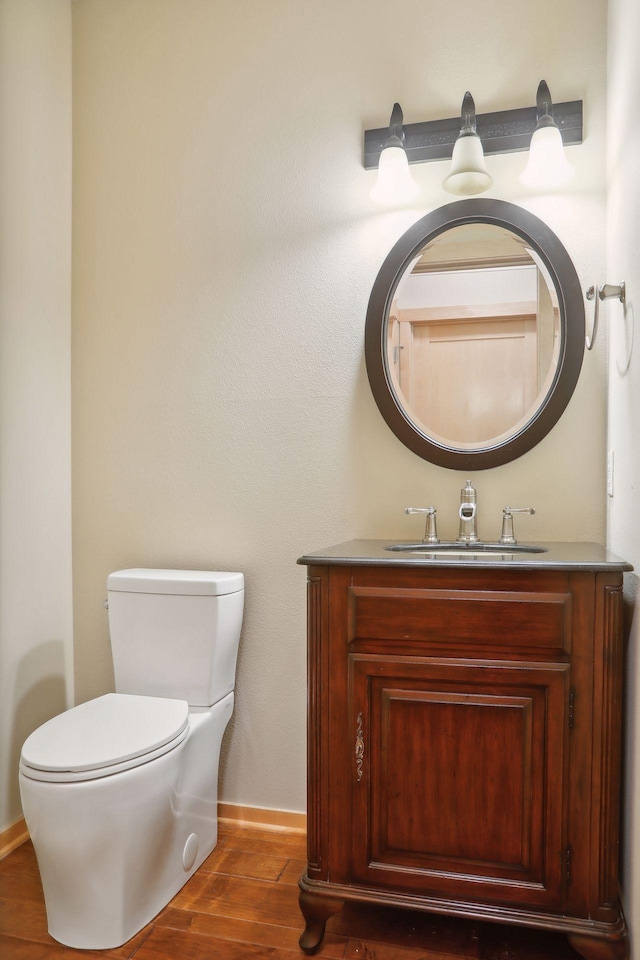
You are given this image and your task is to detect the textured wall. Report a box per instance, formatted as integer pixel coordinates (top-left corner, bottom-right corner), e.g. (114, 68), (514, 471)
(72, 0), (608, 813)
(607, 0), (640, 952)
(0, 0), (73, 831)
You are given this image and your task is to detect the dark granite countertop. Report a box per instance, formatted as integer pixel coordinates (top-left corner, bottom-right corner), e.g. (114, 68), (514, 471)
(298, 540), (633, 572)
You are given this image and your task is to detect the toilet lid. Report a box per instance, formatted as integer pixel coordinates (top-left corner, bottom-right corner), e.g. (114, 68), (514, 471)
(20, 693), (189, 780)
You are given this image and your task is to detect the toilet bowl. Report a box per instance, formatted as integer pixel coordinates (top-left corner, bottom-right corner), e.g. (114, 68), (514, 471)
(19, 569), (244, 950)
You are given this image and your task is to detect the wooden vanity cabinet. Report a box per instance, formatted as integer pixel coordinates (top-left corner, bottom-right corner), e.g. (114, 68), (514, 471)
(298, 560), (629, 960)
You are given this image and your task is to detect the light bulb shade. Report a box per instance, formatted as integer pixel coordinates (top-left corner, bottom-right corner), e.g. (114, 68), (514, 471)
(520, 123), (573, 189)
(442, 133), (493, 196)
(370, 145), (420, 205)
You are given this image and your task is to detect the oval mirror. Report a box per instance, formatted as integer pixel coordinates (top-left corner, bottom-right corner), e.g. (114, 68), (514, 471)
(365, 199), (585, 470)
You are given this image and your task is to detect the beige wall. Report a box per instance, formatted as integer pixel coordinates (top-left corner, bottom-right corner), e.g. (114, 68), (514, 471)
(607, 0), (640, 953)
(0, 0), (73, 832)
(71, 0), (608, 815)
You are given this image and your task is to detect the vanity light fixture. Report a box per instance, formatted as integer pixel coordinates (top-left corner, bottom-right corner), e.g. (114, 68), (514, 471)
(442, 92), (493, 196)
(369, 102), (420, 206)
(364, 82), (582, 204)
(519, 81), (574, 189)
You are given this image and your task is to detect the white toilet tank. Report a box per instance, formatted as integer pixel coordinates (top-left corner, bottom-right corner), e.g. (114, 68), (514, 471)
(107, 569), (244, 707)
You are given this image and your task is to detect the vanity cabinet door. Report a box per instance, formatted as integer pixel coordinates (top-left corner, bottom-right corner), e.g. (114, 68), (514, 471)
(349, 655), (570, 911)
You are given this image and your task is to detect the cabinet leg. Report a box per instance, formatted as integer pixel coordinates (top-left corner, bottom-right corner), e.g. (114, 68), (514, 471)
(567, 933), (629, 960)
(298, 890), (345, 954)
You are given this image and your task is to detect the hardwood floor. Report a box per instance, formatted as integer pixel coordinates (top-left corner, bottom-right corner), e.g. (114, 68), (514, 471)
(0, 820), (583, 959)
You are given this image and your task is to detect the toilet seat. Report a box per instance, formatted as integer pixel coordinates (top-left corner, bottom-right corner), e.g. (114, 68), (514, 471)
(20, 693), (189, 784)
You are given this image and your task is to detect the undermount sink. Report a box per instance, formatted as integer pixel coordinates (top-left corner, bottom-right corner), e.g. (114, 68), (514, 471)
(385, 542), (548, 557)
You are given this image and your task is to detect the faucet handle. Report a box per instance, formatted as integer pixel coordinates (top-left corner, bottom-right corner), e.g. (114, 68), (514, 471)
(405, 506), (439, 544)
(499, 507), (535, 545)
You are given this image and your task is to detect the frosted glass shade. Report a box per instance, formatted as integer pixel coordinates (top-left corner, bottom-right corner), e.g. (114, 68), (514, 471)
(370, 146), (420, 205)
(520, 124), (573, 189)
(442, 133), (493, 196)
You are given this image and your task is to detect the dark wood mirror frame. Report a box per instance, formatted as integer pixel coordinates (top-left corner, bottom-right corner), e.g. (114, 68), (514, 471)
(365, 198), (585, 470)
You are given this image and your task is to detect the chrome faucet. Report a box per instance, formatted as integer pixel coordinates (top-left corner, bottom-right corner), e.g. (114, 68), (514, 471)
(405, 506), (439, 543)
(404, 483), (536, 548)
(499, 506), (535, 545)
(457, 480), (479, 543)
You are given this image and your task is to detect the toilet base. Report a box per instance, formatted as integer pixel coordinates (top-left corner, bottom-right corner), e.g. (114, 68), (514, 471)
(20, 694), (234, 950)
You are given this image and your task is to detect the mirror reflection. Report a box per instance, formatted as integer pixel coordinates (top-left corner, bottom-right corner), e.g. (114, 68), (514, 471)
(386, 224), (561, 450)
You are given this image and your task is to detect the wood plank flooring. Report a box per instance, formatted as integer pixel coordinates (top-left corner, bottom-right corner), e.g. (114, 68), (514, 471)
(0, 820), (582, 959)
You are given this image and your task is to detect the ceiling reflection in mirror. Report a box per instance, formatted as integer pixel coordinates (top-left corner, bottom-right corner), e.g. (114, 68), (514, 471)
(385, 224), (561, 450)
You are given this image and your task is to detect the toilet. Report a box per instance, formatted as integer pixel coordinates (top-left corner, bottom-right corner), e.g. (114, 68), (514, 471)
(19, 568), (244, 950)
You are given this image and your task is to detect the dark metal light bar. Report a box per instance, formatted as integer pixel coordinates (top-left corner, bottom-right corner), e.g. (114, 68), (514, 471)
(363, 99), (583, 169)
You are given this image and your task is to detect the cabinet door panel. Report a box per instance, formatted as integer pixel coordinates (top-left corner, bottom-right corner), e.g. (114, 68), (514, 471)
(350, 657), (569, 911)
